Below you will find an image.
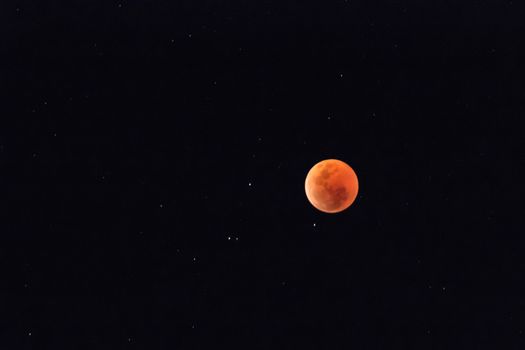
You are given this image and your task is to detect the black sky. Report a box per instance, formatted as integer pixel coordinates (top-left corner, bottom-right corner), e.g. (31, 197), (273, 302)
(1, 0), (525, 349)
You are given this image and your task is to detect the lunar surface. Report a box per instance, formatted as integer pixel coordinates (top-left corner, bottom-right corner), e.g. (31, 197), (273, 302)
(305, 159), (359, 213)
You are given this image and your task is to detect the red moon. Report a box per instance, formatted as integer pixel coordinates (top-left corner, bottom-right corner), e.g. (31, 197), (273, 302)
(305, 159), (359, 213)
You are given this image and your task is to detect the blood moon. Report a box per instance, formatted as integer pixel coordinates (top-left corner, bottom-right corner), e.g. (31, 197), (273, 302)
(305, 159), (359, 213)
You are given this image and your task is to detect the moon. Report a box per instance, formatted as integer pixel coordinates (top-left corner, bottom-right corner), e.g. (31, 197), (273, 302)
(305, 159), (359, 213)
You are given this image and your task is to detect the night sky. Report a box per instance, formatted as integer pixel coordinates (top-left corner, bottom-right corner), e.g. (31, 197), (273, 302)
(2, 0), (524, 348)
